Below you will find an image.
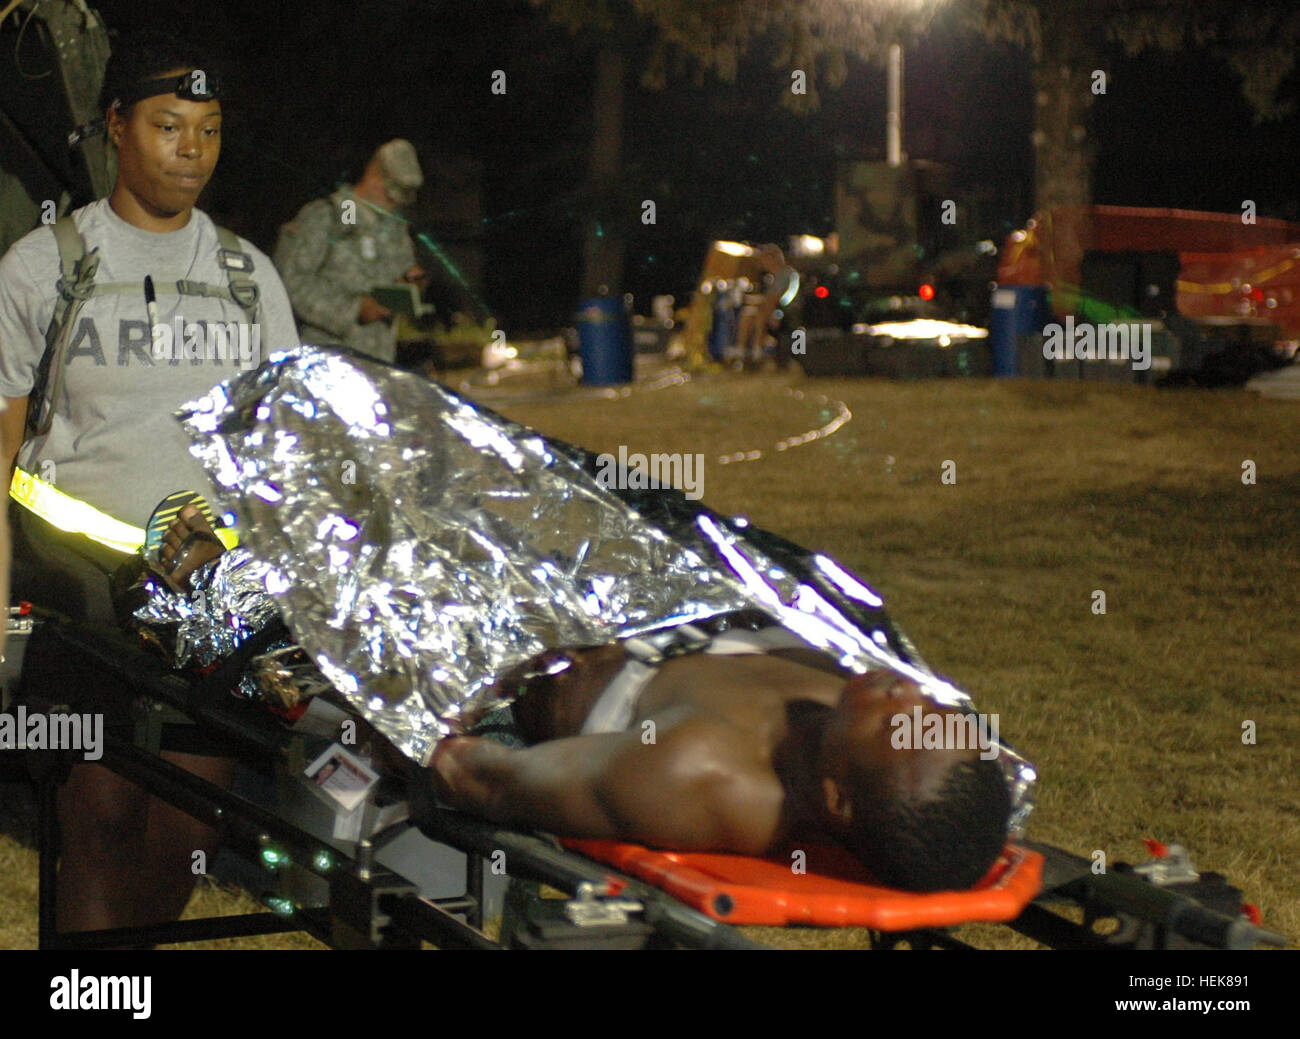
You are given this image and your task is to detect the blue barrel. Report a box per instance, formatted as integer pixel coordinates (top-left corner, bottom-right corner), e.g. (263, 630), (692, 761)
(989, 284), (1048, 376)
(707, 290), (735, 362)
(576, 295), (634, 385)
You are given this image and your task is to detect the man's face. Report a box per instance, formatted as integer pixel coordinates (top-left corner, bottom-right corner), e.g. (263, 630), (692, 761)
(109, 70), (221, 218)
(362, 157), (413, 211)
(382, 179), (416, 210)
(824, 669), (971, 800)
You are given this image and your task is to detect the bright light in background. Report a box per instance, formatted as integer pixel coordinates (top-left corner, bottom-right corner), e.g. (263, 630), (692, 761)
(789, 234), (825, 257)
(714, 240), (754, 257)
(861, 319), (989, 340)
(918, 283), (935, 300)
(481, 337), (518, 369)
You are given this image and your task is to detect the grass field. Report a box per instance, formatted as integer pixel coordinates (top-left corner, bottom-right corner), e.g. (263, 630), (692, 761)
(2, 364), (1296, 949)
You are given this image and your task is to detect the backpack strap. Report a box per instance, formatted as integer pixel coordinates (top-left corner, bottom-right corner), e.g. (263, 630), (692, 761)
(25, 220), (261, 443)
(214, 225), (260, 325)
(27, 216), (98, 439)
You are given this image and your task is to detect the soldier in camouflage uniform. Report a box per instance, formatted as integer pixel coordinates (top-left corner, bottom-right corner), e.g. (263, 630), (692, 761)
(273, 139), (426, 363)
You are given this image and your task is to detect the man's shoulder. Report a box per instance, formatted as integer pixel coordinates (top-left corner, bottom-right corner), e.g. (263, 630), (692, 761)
(602, 713), (783, 852)
(300, 190), (353, 221)
(301, 194), (342, 219)
(620, 709), (763, 780)
(279, 193), (350, 240)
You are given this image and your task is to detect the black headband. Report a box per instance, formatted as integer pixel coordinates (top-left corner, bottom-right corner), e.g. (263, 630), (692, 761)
(113, 69), (221, 109)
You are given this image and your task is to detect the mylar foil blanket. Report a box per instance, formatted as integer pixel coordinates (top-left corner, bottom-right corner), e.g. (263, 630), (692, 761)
(168, 346), (1034, 835)
(134, 548), (279, 670)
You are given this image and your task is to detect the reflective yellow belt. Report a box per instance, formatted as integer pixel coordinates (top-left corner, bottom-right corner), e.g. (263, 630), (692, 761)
(10, 467), (239, 555)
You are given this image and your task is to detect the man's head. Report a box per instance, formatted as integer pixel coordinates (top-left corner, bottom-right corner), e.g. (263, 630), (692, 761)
(817, 669), (1011, 891)
(100, 31), (223, 218)
(356, 139), (424, 211)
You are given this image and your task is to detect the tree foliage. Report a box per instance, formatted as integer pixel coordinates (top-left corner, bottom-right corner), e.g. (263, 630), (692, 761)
(533, 0), (946, 108)
(967, 0), (1300, 121)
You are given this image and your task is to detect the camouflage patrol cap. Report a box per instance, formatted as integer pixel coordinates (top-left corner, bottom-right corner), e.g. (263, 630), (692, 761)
(374, 139), (423, 207)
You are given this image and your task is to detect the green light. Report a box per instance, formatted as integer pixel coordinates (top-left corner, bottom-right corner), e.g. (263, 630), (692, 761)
(260, 846), (289, 869)
(313, 850), (334, 872)
(264, 896), (295, 917)
(413, 232), (492, 319)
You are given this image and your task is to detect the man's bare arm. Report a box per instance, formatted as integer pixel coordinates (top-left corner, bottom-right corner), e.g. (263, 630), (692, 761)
(431, 725), (779, 854)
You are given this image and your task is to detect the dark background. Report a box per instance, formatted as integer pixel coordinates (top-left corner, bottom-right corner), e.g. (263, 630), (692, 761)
(61, 0), (1300, 330)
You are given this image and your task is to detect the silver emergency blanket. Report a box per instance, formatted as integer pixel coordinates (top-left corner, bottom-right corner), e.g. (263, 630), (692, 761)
(134, 547), (280, 669)
(153, 346), (1034, 833)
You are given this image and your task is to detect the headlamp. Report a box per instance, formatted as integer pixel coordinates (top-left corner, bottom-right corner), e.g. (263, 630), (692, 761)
(113, 69), (221, 109)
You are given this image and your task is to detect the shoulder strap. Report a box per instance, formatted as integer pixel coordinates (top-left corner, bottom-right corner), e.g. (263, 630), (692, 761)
(158, 225), (263, 331)
(50, 216), (89, 299)
(213, 225), (260, 326)
(27, 216), (98, 440)
(25, 221), (262, 443)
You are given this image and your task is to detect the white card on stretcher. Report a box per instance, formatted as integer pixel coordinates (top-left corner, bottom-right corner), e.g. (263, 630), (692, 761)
(304, 743), (380, 813)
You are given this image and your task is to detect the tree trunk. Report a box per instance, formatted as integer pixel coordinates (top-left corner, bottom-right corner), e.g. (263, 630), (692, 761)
(1032, 12), (1100, 213)
(580, 43), (627, 299)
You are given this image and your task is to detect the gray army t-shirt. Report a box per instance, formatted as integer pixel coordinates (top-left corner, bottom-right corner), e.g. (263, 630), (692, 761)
(0, 199), (300, 528)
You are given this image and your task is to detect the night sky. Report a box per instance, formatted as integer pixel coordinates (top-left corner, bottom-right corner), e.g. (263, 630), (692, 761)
(83, 0), (1300, 331)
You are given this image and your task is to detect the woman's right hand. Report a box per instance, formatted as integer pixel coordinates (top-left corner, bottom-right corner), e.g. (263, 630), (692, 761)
(158, 503), (226, 592)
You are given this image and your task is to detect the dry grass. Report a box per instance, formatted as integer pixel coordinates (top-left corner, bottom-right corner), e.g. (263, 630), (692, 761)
(2, 364), (1295, 949)
(0, 837), (326, 949)
(492, 366), (1300, 948)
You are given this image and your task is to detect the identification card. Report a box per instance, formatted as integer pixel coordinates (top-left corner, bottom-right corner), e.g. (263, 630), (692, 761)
(304, 743), (380, 812)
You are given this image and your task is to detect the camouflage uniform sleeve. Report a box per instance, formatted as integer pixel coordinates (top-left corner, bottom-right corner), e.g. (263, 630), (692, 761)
(272, 199), (363, 339)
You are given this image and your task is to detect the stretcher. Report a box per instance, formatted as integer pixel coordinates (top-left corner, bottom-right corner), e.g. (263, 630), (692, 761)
(5, 608), (1286, 951)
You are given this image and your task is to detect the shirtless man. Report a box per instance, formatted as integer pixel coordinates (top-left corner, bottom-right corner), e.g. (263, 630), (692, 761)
(431, 630), (1013, 892)
(159, 510), (1012, 893)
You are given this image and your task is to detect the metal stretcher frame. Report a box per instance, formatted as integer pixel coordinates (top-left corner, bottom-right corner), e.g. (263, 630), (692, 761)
(19, 614), (765, 950)
(14, 614), (1288, 951)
